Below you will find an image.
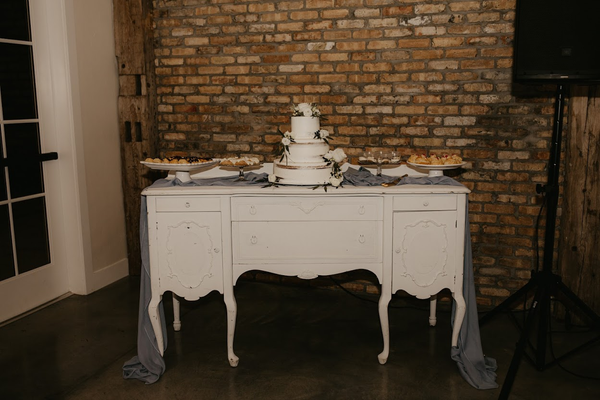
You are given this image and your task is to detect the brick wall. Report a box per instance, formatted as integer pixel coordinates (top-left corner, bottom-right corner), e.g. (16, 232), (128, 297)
(151, 0), (559, 307)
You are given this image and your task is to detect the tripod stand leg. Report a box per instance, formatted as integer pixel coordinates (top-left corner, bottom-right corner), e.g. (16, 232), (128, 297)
(534, 281), (551, 369)
(556, 279), (600, 325)
(499, 285), (544, 400)
(480, 278), (536, 326)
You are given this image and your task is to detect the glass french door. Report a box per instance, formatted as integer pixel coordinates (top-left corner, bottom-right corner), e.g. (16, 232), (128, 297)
(0, 0), (68, 322)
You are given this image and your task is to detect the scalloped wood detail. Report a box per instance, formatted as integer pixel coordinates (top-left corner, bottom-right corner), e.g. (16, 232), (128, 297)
(165, 220), (214, 288)
(399, 219), (448, 287)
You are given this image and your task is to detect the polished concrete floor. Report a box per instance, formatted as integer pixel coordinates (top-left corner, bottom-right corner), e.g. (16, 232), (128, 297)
(1, 276), (599, 400)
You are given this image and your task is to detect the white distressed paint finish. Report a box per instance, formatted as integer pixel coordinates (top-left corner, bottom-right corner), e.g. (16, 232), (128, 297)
(144, 164), (468, 367)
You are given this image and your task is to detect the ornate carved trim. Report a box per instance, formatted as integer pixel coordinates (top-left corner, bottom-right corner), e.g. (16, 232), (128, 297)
(399, 219), (448, 287)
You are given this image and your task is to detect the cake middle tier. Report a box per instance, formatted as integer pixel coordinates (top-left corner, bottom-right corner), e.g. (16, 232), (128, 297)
(284, 141), (330, 164)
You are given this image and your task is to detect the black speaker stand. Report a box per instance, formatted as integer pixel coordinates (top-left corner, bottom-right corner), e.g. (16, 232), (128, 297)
(479, 84), (600, 399)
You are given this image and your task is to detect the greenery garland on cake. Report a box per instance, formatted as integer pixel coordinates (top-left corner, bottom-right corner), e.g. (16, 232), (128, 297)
(278, 130), (295, 162)
(291, 102), (322, 118)
(321, 148), (346, 188)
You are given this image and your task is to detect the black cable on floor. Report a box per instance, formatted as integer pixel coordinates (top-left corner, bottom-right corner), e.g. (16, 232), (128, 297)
(327, 276), (450, 312)
(547, 317), (600, 381)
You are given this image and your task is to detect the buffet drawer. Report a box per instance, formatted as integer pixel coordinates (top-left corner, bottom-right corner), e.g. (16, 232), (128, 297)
(393, 195), (456, 211)
(231, 196), (382, 221)
(232, 221), (383, 264)
(155, 196), (221, 212)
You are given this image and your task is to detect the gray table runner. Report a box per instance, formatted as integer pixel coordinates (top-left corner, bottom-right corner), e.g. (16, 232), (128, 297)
(123, 168), (497, 389)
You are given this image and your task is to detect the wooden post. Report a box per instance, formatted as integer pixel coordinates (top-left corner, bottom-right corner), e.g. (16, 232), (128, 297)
(113, 0), (158, 275)
(559, 85), (600, 314)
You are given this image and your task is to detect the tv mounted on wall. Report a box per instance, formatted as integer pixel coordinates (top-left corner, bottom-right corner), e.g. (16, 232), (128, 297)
(513, 0), (600, 83)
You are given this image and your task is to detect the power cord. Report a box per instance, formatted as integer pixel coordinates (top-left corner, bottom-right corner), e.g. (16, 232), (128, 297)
(548, 311), (600, 381)
(532, 187), (600, 381)
(327, 276), (449, 312)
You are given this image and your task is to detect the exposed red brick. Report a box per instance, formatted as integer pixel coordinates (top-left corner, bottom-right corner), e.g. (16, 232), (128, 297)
(150, 0), (559, 307)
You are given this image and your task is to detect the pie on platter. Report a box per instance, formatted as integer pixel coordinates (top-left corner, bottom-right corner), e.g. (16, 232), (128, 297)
(140, 156), (218, 182)
(406, 154), (466, 177)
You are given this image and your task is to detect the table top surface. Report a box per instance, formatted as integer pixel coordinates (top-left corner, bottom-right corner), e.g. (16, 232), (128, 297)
(142, 163), (471, 196)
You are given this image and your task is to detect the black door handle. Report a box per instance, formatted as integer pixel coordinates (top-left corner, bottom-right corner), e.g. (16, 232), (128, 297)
(0, 152), (58, 167)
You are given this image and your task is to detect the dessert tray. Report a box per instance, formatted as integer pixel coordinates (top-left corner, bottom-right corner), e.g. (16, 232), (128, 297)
(407, 161), (467, 177)
(218, 157), (262, 181)
(358, 151), (402, 176)
(140, 159), (218, 182)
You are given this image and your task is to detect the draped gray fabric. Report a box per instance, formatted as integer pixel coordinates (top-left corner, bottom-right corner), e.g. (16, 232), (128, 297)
(122, 199), (166, 384)
(123, 168), (497, 389)
(122, 173), (269, 384)
(401, 175), (498, 389)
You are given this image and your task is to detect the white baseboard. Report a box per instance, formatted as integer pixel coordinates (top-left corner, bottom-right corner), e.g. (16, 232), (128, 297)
(90, 257), (129, 293)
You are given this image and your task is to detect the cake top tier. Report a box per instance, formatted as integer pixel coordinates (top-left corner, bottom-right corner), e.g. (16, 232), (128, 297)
(290, 116), (321, 140)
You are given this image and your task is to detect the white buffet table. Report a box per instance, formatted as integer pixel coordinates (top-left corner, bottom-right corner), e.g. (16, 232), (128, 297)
(142, 164), (469, 368)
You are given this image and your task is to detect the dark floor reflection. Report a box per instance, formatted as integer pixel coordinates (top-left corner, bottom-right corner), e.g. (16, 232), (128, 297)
(0, 277), (599, 400)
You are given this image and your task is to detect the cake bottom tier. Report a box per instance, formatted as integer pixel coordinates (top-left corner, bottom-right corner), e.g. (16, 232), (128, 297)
(273, 162), (332, 185)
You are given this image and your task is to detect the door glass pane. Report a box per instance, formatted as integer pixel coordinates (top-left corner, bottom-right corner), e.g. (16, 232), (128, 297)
(0, 42), (38, 120)
(0, 205), (15, 281)
(0, 0), (31, 41)
(5, 123), (44, 198)
(12, 197), (50, 273)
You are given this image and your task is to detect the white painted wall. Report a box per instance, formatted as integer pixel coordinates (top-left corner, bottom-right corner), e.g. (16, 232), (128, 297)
(66, 0), (129, 291)
(0, 0), (128, 322)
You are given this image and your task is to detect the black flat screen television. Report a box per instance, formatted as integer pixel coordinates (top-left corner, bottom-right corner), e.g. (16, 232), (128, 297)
(514, 0), (600, 83)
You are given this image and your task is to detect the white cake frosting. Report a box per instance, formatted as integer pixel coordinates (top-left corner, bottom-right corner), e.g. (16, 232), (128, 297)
(290, 116), (320, 140)
(273, 109), (332, 185)
(285, 141), (330, 164)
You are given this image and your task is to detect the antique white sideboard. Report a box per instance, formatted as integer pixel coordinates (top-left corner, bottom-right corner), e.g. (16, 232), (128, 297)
(143, 164), (469, 367)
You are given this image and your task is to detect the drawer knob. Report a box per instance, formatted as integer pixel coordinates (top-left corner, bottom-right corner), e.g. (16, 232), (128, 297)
(249, 205), (257, 215)
(422, 201), (429, 207)
(395, 248), (401, 254)
(214, 247), (220, 253)
(185, 202), (191, 208)
(250, 235), (258, 245)
(358, 205), (366, 215)
(358, 234), (365, 244)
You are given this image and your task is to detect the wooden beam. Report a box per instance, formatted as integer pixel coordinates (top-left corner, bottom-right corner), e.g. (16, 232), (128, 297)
(559, 85), (600, 314)
(113, 0), (158, 275)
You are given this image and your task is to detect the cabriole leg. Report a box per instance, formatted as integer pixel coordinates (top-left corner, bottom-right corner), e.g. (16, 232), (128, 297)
(451, 292), (466, 347)
(148, 295), (165, 356)
(377, 287), (392, 365)
(429, 294), (437, 327)
(172, 293), (181, 331)
(224, 290), (239, 367)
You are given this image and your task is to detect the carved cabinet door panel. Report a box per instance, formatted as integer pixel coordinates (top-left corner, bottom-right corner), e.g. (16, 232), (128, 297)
(155, 211), (223, 299)
(392, 210), (457, 299)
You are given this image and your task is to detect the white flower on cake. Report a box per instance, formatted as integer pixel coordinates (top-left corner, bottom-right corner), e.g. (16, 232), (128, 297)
(314, 129), (330, 143)
(292, 103), (322, 118)
(325, 148), (347, 164)
(279, 130), (295, 162)
(332, 148), (346, 163)
(329, 175), (343, 187)
(319, 148), (346, 189)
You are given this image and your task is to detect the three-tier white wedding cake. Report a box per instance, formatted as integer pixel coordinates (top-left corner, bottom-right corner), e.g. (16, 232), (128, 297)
(273, 103), (344, 186)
